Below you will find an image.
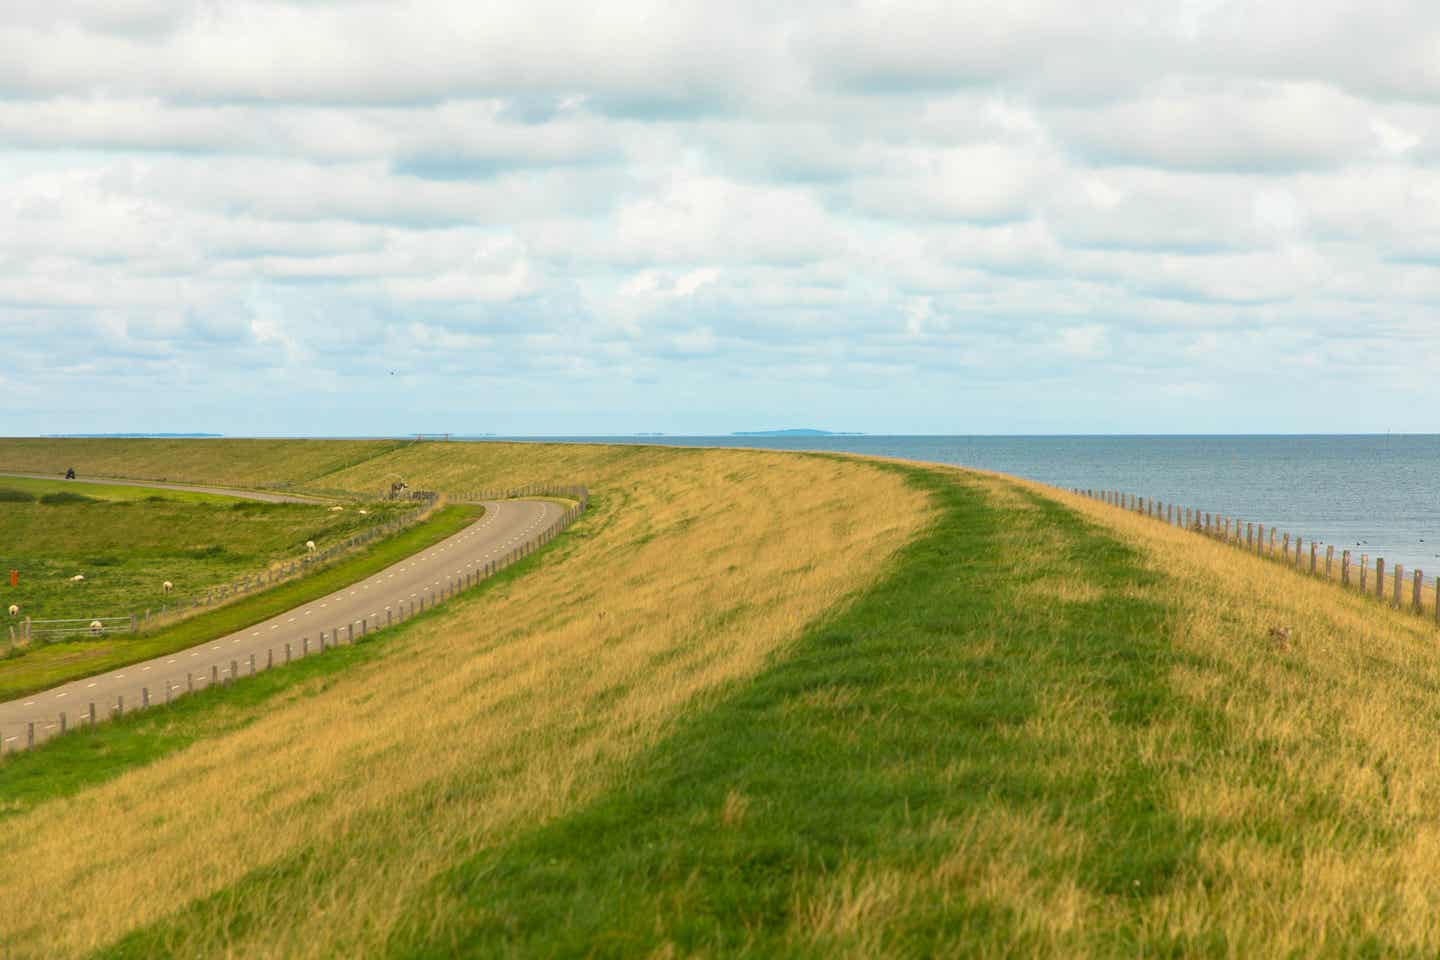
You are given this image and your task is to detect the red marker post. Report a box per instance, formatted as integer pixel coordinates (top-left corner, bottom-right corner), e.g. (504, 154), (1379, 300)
(9, 569), (16, 587)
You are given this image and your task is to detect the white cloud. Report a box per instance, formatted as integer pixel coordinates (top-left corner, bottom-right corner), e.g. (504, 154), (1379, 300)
(5, 1), (1440, 433)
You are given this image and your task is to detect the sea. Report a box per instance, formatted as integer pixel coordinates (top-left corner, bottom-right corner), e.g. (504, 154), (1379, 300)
(483, 435), (1440, 576)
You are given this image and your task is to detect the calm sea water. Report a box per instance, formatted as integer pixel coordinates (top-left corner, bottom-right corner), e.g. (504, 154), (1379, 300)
(486, 435), (1440, 576)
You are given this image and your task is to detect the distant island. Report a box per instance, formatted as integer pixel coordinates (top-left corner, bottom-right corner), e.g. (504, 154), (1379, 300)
(47, 433), (223, 439)
(731, 429), (864, 437)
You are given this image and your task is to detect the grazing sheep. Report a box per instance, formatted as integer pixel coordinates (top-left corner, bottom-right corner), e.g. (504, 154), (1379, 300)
(89, 620), (103, 635)
(162, 580), (173, 593)
(7, 604), (17, 617)
(358, 509), (369, 515)
(329, 505), (344, 512)
(306, 541), (317, 554)
(70, 574), (85, 583)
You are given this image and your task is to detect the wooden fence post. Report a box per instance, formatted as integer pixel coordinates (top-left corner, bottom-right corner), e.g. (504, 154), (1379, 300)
(1310, 542), (1317, 575)
(1325, 545), (1334, 579)
(1360, 555), (1368, 593)
(1376, 558), (1386, 600)
(88, 701), (96, 726)
(1394, 567), (1404, 608)
(1294, 537), (1302, 569)
(1342, 550), (1351, 586)
(141, 687), (149, 708)
(59, 712), (66, 734)
(1413, 570), (1423, 613)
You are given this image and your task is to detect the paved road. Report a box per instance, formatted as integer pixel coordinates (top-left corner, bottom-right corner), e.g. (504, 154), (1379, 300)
(0, 471), (324, 504)
(0, 498), (565, 751)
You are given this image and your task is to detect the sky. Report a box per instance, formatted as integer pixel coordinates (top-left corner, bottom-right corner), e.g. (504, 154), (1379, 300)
(4, 0), (1440, 437)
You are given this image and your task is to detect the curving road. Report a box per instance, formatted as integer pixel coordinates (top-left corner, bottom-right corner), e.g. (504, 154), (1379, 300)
(0, 498), (566, 751)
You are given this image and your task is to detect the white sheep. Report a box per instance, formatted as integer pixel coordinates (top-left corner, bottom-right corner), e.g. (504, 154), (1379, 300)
(329, 505), (344, 512)
(7, 604), (17, 617)
(358, 509), (369, 515)
(306, 541), (317, 554)
(162, 580), (173, 593)
(70, 574), (85, 583)
(89, 620), (102, 635)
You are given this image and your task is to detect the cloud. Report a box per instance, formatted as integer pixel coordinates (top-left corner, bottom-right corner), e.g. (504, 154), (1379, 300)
(5, 1), (1440, 434)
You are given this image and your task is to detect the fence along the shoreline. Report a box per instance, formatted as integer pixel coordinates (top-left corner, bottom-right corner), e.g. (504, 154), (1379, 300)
(0, 485), (589, 755)
(1073, 488), (1440, 623)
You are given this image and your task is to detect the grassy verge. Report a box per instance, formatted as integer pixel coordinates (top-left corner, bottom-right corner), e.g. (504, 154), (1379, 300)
(0, 505), (483, 701)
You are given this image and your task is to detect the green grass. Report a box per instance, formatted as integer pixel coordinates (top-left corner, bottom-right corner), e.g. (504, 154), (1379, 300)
(0, 510), (546, 823)
(0, 492), (407, 629)
(82, 462), (1195, 958)
(0, 505), (483, 702)
(377, 464), (1183, 957)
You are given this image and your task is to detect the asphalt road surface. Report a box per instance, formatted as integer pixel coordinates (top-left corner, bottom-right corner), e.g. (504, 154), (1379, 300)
(0, 471), (323, 504)
(0, 498), (564, 751)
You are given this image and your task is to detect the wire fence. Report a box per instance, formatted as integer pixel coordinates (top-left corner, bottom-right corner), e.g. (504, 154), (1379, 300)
(1076, 487), (1440, 622)
(0, 488), (588, 755)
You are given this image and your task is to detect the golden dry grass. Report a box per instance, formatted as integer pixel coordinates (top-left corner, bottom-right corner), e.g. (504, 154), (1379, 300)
(0, 444), (931, 958)
(842, 473), (1440, 957)
(1063, 487), (1440, 955)
(756, 468), (1440, 957)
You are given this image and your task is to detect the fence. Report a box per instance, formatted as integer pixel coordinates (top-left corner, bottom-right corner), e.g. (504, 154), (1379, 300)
(457, 484), (589, 510)
(23, 616), (135, 642)
(1074, 487), (1440, 623)
(0, 489), (588, 755)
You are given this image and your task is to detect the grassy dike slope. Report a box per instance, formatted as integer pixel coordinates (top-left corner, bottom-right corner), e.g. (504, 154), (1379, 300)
(0, 438), (403, 489)
(5, 439), (1440, 956)
(0, 442), (931, 959)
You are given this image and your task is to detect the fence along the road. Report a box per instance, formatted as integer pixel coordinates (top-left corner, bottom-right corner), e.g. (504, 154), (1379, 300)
(0, 490), (588, 755)
(1073, 487), (1440, 623)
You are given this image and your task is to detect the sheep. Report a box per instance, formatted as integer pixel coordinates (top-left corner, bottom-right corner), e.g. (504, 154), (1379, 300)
(162, 580), (173, 593)
(7, 604), (16, 617)
(306, 540), (317, 554)
(358, 509), (369, 515)
(70, 574), (85, 583)
(329, 505), (344, 512)
(89, 620), (103, 636)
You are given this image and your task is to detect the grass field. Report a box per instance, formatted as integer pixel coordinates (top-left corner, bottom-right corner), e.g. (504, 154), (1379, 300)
(2, 439), (1440, 956)
(0, 504), (478, 702)
(0, 480), (407, 627)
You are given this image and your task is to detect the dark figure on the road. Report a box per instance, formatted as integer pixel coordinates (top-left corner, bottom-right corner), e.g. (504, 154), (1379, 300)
(65, 468), (76, 480)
